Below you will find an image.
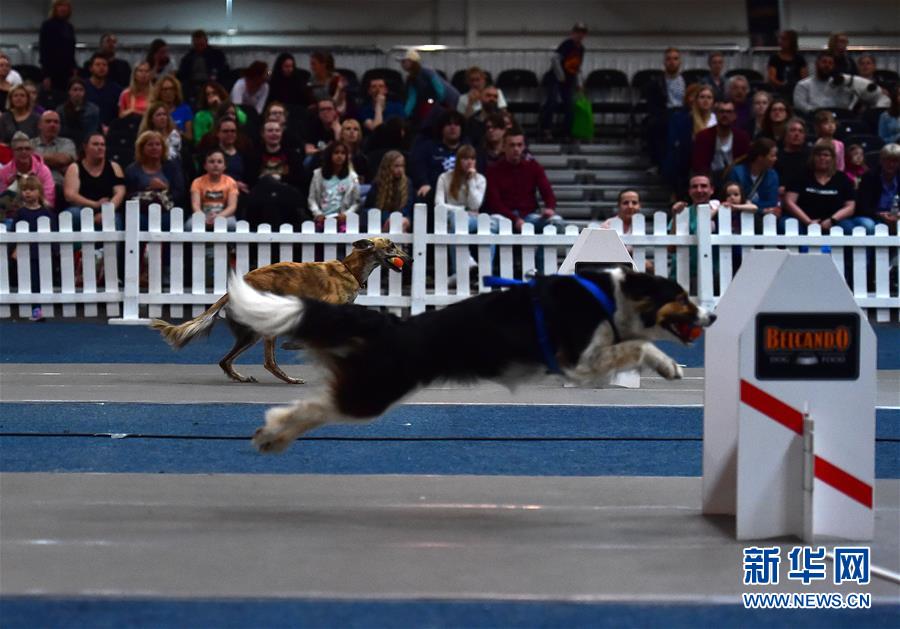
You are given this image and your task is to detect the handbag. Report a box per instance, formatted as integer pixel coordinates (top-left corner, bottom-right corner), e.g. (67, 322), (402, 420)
(133, 189), (173, 213)
(571, 93), (595, 140)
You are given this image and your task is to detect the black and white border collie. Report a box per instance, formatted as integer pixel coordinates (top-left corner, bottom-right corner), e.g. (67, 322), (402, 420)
(226, 269), (715, 453)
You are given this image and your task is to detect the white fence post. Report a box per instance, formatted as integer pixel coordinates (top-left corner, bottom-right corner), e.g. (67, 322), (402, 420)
(411, 203), (428, 315)
(114, 199), (142, 323)
(696, 203), (714, 309)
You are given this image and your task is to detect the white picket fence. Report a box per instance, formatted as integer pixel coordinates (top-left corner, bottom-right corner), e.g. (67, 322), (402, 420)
(0, 201), (898, 323)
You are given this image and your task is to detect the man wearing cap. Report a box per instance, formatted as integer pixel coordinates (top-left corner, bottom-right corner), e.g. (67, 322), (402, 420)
(397, 49), (460, 130)
(540, 23), (588, 140)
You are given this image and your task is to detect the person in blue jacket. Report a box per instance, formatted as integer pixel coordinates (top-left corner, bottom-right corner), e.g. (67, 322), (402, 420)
(725, 137), (782, 226)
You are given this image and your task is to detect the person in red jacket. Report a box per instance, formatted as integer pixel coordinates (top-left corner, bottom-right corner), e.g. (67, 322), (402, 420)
(486, 129), (561, 232)
(691, 99), (750, 189)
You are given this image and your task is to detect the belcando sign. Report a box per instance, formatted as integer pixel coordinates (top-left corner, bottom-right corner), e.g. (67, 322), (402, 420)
(755, 313), (860, 380)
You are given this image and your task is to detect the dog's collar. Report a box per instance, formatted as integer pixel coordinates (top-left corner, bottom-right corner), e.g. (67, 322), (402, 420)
(482, 274), (620, 374)
(340, 260), (364, 289)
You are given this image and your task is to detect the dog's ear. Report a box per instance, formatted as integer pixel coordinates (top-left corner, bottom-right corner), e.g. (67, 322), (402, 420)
(352, 239), (375, 250)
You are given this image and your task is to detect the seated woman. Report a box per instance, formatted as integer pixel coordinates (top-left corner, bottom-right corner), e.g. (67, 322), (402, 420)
(267, 53), (314, 109)
(0, 85), (40, 143)
(759, 98), (792, 146)
(139, 101), (181, 162)
(725, 137), (782, 228)
(56, 77), (100, 143)
(118, 61), (153, 119)
(308, 141), (360, 232)
(62, 131), (126, 229)
(364, 150), (414, 231)
(192, 82), (246, 144)
(152, 74), (193, 141)
(188, 148), (238, 231)
(783, 141), (868, 233)
(124, 130), (185, 231)
(600, 188), (654, 272)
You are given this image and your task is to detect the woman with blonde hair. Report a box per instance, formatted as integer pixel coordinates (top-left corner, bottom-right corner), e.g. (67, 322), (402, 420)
(124, 130), (185, 230)
(364, 150), (414, 231)
(139, 101), (181, 161)
(690, 84), (717, 137)
(0, 85), (40, 142)
(152, 74), (193, 138)
(118, 61), (153, 118)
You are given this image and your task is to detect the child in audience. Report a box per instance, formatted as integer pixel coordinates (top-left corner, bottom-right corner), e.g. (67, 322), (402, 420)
(814, 110), (844, 171)
(189, 148), (238, 230)
(13, 175), (57, 321)
(721, 181), (759, 216)
(308, 141), (360, 232)
(843, 143), (868, 188)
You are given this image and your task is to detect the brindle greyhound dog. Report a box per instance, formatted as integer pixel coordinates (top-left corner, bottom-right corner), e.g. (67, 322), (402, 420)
(150, 238), (410, 383)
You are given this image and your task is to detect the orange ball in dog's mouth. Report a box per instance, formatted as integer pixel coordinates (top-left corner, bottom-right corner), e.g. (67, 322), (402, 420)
(390, 257), (405, 269)
(676, 323), (703, 342)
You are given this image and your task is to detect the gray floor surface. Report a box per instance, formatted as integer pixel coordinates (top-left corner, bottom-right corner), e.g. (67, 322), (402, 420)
(1, 363), (898, 604)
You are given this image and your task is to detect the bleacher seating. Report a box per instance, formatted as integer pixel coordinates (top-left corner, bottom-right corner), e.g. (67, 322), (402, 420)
(496, 69), (541, 116)
(682, 69), (708, 85)
(725, 68), (764, 82)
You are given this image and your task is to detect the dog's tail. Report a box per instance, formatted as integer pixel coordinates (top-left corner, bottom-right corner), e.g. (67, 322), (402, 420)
(227, 271), (396, 348)
(226, 272), (307, 339)
(150, 294), (229, 349)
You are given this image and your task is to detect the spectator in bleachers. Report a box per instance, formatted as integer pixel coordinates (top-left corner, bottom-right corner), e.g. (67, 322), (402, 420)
(793, 52), (855, 116)
(10, 174), (57, 321)
(146, 39), (174, 83)
(827, 32), (857, 76)
(844, 144), (869, 188)
(1, 133), (56, 208)
(230, 61), (269, 116)
(645, 47), (685, 170)
(339, 118), (368, 183)
(30, 110), (76, 189)
(457, 67), (508, 118)
(268, 53), (313, 109)
(436, 144), (487, 212)
(304, 97), (342, 158)
(464, 85), (503, 148)
(476, 112), (506, 174)
(725, 137), (781, 221)
(691, 99), (750, 188)
(308, 141), (360, 231)
(308, 51), (348, 114)
(39, 0), (76, 92)
(364, 150), (414, 230)
(409, 109), (466, 204)
(664, 84), (716, 196)
(139, 102), (181, 162)
(486, 128), (560, 232)
(152, 75), (193, 140)
(539, 22), (588, 140)
(397, 49), (460, 131)
(195, 117), (252, 193)
(125, 130), (185, 229)
(84, 54), (123, 130)
(118, 62), (153, 119)
(62, 132), (126, 230)
(783, 141), (858, 233)
(189, 148), (238, 230)
(759, 97), (791, 145)
(767, 30), (808, 98)
(0, 53), (23, 104)
(856, 143), (899, 233)
(601, 189), (641, 234)
(257, 119), (304, 189)
(192, 82), (242, 143)
(23, 82), (45, 117)
(177, 30), (230, 100)
(750, 90), (771, 137)
(88, 33), (131, 89)
(701, 51), (727, 101)
(879, 86), (900, 144)
(357, 77), (404, 133)
(814, 110), (845, 170)
(726, 75), (753, 133)
(0, 86), (41, 143)
(669, 174), (719, 284)
(363, 117), (410, 182)
(263, 101), (302, 149)
(775, 117), (809, 193)
(856, 54), (877, 83)
(57, 78), (100, 143)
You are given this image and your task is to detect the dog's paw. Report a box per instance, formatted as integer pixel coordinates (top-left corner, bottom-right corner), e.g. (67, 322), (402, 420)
(657, 358), (684, 380)
(251, 406), (297, 453)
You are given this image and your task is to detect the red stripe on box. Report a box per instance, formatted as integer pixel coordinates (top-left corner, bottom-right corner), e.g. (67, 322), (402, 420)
(739, 380), (804, 435)
(814, 455), (873, 509)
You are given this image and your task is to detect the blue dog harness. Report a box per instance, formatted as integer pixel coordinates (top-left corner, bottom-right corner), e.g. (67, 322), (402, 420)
(482, 274), (620, 374)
